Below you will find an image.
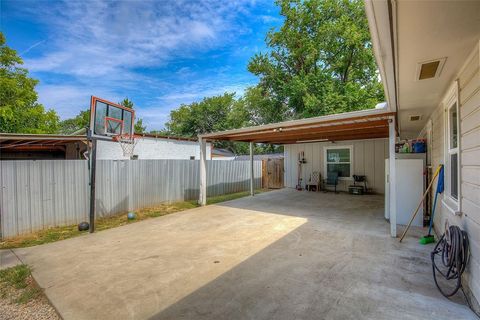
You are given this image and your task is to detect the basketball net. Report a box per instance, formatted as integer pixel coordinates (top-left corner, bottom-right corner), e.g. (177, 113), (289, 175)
(113, 134), (139, 158)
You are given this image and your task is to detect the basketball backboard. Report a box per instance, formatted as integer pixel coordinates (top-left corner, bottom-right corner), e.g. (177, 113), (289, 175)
(89, 96), (135, 140)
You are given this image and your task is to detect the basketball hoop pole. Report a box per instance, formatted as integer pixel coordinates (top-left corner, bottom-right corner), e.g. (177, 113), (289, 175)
(87, 128), (97, 233)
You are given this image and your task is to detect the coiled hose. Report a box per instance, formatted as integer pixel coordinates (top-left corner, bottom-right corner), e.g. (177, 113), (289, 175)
(431, 225), (469, 297)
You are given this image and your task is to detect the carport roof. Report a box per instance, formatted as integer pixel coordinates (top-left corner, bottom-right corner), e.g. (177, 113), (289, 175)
(199, 108), (395, 144)
(0, 133), (87, 152)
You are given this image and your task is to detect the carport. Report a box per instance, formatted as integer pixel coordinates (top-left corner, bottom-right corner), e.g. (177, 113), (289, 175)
(198, 107), (399, 237)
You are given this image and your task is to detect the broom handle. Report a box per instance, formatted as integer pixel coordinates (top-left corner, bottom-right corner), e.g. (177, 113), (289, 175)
(428, 191), (439, 235)
(399, 165), (442, 242)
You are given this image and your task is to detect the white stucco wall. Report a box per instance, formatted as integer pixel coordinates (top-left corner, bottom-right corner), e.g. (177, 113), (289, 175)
(96, 137), (212, 160)
(284, 138), (388, 194)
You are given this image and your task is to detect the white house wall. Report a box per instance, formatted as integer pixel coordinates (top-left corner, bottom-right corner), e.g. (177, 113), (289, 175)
(283, 138), (388, 194)
(422, 42), (480, 304)
(97, 138), (212, 160)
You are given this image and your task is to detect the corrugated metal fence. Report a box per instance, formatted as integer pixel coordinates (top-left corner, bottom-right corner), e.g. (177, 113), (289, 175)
(0, 160), (262, 239)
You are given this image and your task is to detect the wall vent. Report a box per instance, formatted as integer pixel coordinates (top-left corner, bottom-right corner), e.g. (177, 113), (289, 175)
(416, 58), (446, 81)
(409, 115), (422, 121)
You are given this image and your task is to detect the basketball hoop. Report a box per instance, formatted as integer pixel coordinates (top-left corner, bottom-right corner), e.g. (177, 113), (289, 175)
(113, 133), (140, 158)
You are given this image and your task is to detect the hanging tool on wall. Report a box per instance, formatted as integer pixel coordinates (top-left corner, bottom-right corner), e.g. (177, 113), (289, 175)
(420, 165), (444, 244)
(399, 164), (443, 243)
(296, 151), (306, 190)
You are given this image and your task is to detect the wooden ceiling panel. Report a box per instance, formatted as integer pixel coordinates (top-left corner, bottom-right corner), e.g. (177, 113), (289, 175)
(200, 110), (395, 144)
(228, 126), (388, 142)
(265, 132), (389, 144)
(206, 112), (395, 140)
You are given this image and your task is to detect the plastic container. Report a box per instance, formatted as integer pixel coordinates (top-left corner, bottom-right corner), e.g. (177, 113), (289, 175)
(413, 140), (426, 153)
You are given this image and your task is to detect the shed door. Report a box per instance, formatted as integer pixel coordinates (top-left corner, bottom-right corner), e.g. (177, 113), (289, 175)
(267, 159), (284, 189)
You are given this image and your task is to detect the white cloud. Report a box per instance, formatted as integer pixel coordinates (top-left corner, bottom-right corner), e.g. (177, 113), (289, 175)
(36, 84), (120, 119)
(140, 84), (254, 130)
(17, 0), (265, 130)
(259, 15), (282, 23)
(23, 1), (250, 77)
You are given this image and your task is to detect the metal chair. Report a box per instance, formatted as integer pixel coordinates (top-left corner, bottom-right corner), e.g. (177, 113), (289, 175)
(306, 172), (321, 192)
(323, 171), (339, 193)
(352, 175), (368, 193)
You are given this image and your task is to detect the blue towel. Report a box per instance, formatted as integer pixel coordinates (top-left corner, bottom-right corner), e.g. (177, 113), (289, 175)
(437, 165), (444, 194)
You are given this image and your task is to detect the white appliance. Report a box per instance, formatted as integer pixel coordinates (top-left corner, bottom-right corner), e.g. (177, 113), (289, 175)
(385, 156), (425, 227)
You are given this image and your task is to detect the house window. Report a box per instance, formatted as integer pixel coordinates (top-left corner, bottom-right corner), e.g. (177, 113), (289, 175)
(324, 146), (353, 179)
(447, 101), (459, 201)
(190, 156), (195, 160)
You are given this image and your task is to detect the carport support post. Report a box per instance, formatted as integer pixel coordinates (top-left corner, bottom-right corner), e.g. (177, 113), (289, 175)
(199, 137), (207, 206)
(250, 142), (254, 196)
(88, 135), (97, 233)
(389, 118), (397, 237)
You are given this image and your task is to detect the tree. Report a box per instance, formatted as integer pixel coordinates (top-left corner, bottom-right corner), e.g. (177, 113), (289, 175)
(247, 0), (384, 121)
(241, 86), (290, 125)
(59, 110), (90, 134)
(119, 98), (133, 109)
(134, 118), (146, 134)
(118, 98), (146, 134)
(166, 93), (245, 136)
(0, 32), (60, 133)
(165, 93), (253, 153)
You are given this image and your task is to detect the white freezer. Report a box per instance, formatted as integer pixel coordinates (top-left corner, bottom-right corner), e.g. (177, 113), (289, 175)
(385, 158), (424, 227)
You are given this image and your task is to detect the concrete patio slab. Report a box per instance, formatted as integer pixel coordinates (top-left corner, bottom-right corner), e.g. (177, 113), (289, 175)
(14, 189), (475, 319)
(0, 249), (22, 270)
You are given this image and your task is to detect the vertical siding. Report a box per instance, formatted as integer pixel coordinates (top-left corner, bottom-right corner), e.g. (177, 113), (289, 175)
(283, 138), (388, 193)
(0, 160), (261, 238)
(423, 43), (480, 305)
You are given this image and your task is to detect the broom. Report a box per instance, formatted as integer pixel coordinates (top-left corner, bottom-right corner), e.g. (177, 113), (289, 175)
(419, 165), (444, 245)
(399, 164), (443, 243)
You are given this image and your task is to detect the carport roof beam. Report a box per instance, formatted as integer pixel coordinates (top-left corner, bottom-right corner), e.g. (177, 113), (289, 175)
(199, 108), (396, 144)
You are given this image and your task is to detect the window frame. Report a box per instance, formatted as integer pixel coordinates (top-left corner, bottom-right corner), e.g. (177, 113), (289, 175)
(443, 83), (461, 211)
(323, 145), (354, 180)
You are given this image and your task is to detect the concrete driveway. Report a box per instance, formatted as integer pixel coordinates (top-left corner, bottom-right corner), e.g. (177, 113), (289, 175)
(14, 189), (475, 319)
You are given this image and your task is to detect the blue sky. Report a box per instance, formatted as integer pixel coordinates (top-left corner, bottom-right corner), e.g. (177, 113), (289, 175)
(1, 0), (282, 130)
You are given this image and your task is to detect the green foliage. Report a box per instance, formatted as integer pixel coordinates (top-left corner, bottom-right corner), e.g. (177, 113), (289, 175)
(166, 93), (242, 136)
(241, 86), (290, 125)
(0, 265), (41, 304)
(118, 97), (145, 134)
(59, 110), (90, 134)
(164, 0), (383, 152)
(247, 0), (384, 120)
(0, 32), (60, 133)
(134, 118), (146, 134)
(0, 265), (31, 289)
(165, 93), (248, 152)
(119, 98), (134, 109)
(164, 92), (284, 154)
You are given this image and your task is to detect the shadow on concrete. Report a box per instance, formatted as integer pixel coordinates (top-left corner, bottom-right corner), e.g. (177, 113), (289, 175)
(149, 190), (471, 320)
(183, 178), (263, 201)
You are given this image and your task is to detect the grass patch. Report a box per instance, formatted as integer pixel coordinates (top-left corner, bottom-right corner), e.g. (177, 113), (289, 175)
(206, 189), (266, 205)
(0, 265), (41, 304)
(0, 189), (267, 249)
(0, 265), (31, 289)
